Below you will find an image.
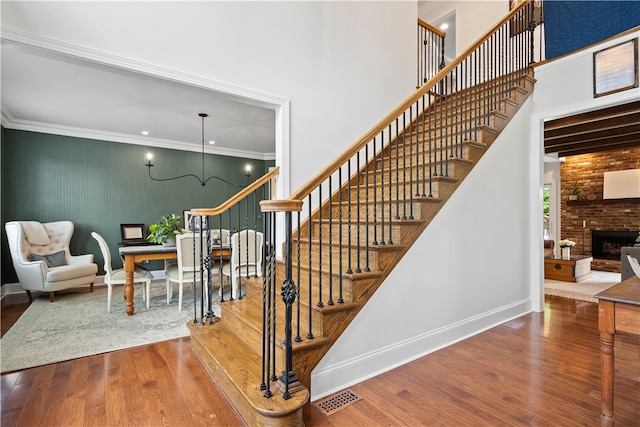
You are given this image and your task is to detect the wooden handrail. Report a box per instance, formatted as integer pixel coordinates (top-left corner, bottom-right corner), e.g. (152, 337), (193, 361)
(288, 0), (532, 203)
(190, 166), (280, 216)
(418, 18), (446, 39)
(260, 199), (303, 213)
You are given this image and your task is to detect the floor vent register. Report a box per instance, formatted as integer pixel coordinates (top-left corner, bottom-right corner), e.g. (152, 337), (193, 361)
(313, 389), (363, 416)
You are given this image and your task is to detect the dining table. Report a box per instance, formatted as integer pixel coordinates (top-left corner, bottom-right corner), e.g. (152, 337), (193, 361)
(118, 243), (230, 316)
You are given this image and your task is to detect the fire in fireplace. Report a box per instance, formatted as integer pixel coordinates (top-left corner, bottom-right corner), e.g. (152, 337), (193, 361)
(591, 230), (639, 260)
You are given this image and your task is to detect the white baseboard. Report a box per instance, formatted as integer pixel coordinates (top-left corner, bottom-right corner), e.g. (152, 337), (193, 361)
(310, 298), (532, 401)
(1, 269), (167, 300)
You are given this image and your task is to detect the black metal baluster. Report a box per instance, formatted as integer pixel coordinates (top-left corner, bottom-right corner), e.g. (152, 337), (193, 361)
(364, 144), (370, 272)
(428, 93), (434, 198)
(279, 211), (299, 400)
(295, 212), (302, 342)
(395, 118), (400, 221)
(475, 49), (480, 142)
(380, 131), (386, 245)
(401, 113), (407, 220)
(387, 124), (393, 244)
(307, 195), (314, 339)
(270, 217), (277, 384)
(421, 95), (427, 197)
(444, 76), (450, 177)
(409, 105), (414, 220)
(205, 216), (214, 324)
(346, 160), (353, 274)
(260, 210), (271, 395)
(317, 184), (324, 307)
(438, 83), (444, 178)
(355, 152), (361, 274)
(328, 176), (334, 306)
(372, 137), (378, 246)
(338, 166), (344, 304)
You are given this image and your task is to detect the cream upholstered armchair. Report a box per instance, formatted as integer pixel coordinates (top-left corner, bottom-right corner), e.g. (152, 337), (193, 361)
(5, 221), (98, 301)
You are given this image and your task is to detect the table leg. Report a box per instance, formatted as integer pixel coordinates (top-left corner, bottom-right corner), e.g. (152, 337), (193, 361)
(598, 300), (615, 422)
(600, 331), (615, 422)
(124, 255), (136, 316)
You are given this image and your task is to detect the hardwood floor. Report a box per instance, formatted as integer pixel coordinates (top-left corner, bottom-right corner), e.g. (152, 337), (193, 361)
(2, 293), (638, 426)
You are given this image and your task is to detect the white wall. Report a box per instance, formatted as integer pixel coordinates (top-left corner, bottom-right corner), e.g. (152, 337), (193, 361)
(532, 30), (640, 119)
(1, 1), (417, 195)
(313, 99), (534, 399)
(312, 22), (640, 405)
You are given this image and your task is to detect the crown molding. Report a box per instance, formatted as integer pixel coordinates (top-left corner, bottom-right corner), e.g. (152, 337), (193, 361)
(3, 118), (275, 161)
(1, 27), (287, 108)
(1, 27), (282, 162)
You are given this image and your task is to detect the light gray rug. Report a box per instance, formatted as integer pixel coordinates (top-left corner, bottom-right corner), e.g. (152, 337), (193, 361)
(544, 270), (621, 303)
(1, 282), (221, 373)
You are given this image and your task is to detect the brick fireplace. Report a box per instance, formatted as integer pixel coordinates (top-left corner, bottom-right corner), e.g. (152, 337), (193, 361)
(560, 147), (640, 272)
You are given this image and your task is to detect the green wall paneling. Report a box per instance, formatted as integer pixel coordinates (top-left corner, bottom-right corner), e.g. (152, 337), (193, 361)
(1, 127), (270, 285)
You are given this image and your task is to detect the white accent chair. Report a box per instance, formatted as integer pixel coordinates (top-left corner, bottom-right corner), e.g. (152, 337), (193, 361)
(165, 233), (208, 311)
(5, 221), (98, 302)
(221, 229), (263, 299)
(91, 232), (152, 313)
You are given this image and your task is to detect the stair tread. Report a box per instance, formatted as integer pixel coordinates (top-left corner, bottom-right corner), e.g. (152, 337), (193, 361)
(297, 238), (406, 251)
(330, 196), (443, 205)
(188, 321), (309, 415)
(275, 259), (384, 280)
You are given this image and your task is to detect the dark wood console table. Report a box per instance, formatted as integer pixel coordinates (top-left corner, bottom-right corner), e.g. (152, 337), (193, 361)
(595, 275), (640, 423)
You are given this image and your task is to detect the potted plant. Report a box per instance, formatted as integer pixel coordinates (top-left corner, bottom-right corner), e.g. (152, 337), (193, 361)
(568, 181), (579, 200)
(147, 214), (183, 246)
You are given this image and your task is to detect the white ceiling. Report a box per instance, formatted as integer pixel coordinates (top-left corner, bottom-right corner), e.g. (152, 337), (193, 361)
(1, 40), (276, 160)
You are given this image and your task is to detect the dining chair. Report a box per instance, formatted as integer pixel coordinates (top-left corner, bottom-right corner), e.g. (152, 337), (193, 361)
(165, 233), (208, 311)
(91, 232), (152, 313)
(221, 229), (263, 299)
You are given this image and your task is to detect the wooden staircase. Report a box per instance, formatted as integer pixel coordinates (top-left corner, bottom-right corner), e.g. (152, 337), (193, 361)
(188, 69), (537, 425)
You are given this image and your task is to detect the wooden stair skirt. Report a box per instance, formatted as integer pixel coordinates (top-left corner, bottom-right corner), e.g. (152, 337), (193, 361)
(188, 70), (536, 425)
(188, 318), (309, 427)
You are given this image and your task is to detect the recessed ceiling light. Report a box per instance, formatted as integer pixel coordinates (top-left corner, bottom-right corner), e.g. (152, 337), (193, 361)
(141, 131), (149, 136)
(440, 23), (449, 30)
(208, 140), (215, 145)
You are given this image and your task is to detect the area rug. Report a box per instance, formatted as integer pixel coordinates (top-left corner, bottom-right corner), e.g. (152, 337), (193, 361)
(544, 271), (621, 303)
(0, 282), (222, 373)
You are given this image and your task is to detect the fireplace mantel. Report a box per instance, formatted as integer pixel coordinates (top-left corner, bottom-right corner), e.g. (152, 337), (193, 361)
(567, 198), (640, 206)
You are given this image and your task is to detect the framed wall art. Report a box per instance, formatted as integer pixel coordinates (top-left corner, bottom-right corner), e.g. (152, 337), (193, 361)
(593, 39), (638, 98)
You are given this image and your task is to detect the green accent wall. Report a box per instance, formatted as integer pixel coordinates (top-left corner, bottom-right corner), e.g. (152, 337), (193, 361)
(1, 127), (271, 284)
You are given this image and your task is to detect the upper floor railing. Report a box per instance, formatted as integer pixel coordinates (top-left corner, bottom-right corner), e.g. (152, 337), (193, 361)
(417, 18), (446, 88)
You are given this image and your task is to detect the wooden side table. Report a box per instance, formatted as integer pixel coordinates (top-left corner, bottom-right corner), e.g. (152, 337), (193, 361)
(595, 276), (640, 423)
(544, 255), (593, 282)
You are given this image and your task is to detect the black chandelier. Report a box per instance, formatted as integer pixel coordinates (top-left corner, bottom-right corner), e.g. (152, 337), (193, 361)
(145, 113), (247, 187)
